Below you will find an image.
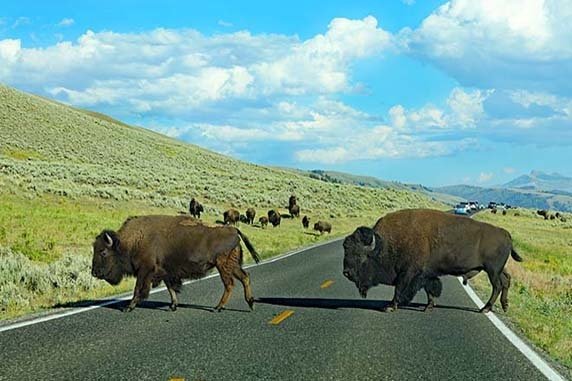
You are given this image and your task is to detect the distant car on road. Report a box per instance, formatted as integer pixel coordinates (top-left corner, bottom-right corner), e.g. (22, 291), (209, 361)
(454, 204), (469, 215)
(488, 202), (497, 209)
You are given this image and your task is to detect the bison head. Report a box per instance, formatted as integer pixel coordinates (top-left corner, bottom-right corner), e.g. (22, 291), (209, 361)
(91, 230), (125, 285)
(342, 227), (381, 298)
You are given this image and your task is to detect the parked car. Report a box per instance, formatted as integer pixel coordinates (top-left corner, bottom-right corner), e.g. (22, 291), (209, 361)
(488, 202), (497, 209)
(454, 204), (469, 215)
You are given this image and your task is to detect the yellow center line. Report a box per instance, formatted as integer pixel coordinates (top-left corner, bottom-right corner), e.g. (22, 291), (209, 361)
(269, 310), (295, 325)
(320, 279), (334, 289)
(169, 378), (185, 381)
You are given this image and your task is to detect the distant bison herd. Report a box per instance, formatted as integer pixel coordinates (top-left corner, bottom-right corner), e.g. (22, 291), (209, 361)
(92, 196), (534, 315)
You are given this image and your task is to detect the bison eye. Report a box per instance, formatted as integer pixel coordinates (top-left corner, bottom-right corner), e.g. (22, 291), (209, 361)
(100, 250), (108, 258)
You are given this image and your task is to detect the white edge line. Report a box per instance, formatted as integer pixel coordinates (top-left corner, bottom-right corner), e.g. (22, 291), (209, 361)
(458, 277), (566, 381)
(0, 237), (343, 333)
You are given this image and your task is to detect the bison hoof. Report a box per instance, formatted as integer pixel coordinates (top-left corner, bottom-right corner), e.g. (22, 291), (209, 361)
(247, 299), (255, 311)
(123, 306), (135, 313)
(214, 306), (224, 312)
(170, 304), (178, 312)
(501, 303), (509, 312)
(382, 305), (397, 313)
(479, 305), (492, 313)
(424, 304), (435, 312)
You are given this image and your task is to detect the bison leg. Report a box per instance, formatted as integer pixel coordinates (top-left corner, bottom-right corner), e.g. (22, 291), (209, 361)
(214, 259), (235, 312)
(423, 277), (443, 312)
(233, 267), (254, 311)
(481, 268), (503, 313)
(164, 279), (179, 311)
(125, 270), (154, 312)
(385, 269), (420, 312)
(500, 269), (512, 312)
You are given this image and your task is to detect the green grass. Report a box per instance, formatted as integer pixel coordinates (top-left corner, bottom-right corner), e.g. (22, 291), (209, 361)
(0, 84), (444, 320)
(471, 209), (572, 376)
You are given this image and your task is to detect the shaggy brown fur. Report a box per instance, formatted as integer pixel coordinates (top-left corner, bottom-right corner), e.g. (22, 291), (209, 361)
(189, 198), (204, 218)
(302, 215), (310, 229)
(246, 208), (256, 225)
(91, 215), (260, 312)
(223, 209), (240, 225)
(268, 210), (281, 227)
(342, 209), (522, 313)
(259, 216), (268, 228)
(288, 195), (300, 218)
(313, 220), (331, 234)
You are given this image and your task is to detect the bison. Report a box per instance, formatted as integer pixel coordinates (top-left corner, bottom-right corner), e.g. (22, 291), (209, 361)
(313, 220), (331, 234)
(224, 209), (240, 225)
(268, 210), (281, 227)
(537, 210), (549, 220)
(288, 195), (300, 218)
(246, 208), (256, 225)
(91, 215), (260, 312)
(239, 214), (249, 224)
(342, 209), (523, 313)
(259, 216), (268, 229)
(189, 198), (204, 218)
(302, 215), (310, 229)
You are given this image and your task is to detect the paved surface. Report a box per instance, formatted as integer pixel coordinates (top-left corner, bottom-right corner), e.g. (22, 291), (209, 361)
(0, 240), (549, 380)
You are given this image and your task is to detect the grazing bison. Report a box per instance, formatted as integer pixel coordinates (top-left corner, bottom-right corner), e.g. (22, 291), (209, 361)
(288, 195), (300, 218)
(259, 216), (268, 229)
(491, 209), (497, 214)
(502, 210), (507, 216)
(189, 198), (204, 218)
(246, 208), (256, 225)
(91, 215), (260, 312)
(555, 212), (561, 218)
(550, 214), (556, 220)
(224, 209), (240, 225)
(342, 209), (523, 313)
(268, 210), (281, 227)
(239, 214), (249, 224)
(302, 215), (310, 229)
(313, 220), (331, 234)
(537, 210), (549, 220)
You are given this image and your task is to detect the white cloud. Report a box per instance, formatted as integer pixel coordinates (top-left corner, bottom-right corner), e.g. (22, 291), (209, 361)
(503, 167), (516, 174)
(478, 172), (494, 183)
(446, 88), (492, 127)
(402, 0), (416, 5)
(217, 20), (233, 28)
(11, 17), (30, 29)
(57, 18), (75, 27)
(400, 0), (572, 93)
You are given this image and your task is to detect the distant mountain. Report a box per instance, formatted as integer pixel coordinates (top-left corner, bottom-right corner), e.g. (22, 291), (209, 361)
(502, 170), (572, 194)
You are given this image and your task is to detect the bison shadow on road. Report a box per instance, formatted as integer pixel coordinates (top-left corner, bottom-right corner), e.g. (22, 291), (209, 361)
(256, 297), (479, 313)
(54, 299), (251, 313)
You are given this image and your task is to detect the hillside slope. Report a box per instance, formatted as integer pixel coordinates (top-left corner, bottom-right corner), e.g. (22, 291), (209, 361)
(0, 84), (439, 215)
(502, 170), (572, 194)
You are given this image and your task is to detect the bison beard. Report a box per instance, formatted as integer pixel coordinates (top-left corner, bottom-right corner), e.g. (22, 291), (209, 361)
(342, 210), (523, 313)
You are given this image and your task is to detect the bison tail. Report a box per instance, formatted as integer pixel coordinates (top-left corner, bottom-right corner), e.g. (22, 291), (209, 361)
(511, 248), (523, 262)
(236, 229), (261, 264)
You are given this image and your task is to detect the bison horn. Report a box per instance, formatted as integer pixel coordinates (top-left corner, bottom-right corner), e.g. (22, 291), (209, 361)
(364, 234), (376, 252)
(104, 232), (114, 248)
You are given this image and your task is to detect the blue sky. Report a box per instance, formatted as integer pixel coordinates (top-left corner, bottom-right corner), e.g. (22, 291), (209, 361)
(1, 0), (571, 186)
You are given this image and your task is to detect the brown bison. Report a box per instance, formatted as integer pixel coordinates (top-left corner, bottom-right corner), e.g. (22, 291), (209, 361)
(288, 195), (300, 218)
(239, 214), (249, 224)
(259, 216), (268, 228)
(268, 210), (281, 227)
(91, 215), (260, 312)
(189, 198), (204, 218)
(246, 208), (256, 225)
(224, 209), (240, 225)
(342, 209), (523, 313)
(313, 220), (331, 234)
(302, 215), (310, 229)
(537, 210), (549, 220)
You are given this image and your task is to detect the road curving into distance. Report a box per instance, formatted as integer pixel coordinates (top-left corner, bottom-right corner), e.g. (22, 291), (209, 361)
(0, 239), (564, 380)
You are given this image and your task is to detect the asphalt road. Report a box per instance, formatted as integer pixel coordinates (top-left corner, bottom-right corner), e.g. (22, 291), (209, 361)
(0, 239), (551, 380)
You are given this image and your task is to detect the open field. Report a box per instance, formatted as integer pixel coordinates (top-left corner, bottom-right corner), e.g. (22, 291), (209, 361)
(0, 84), (443, 320)
(471, 209), (572, 374)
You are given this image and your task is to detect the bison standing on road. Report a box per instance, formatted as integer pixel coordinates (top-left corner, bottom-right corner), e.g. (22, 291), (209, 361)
(246, 208), (256, 225)
(342, 209), (523, 313)
(268, 210), (281, 227)
(224, 209), (240, 225)
(91, 215), (260, 312)
(189, 198), (204, 218)
(259, 216), (268, 229)
(313, 220), (331, 234)
(302, 215), (310, 229)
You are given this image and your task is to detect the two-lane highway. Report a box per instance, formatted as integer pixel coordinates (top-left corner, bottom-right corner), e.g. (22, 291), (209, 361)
(0, 240), (555, 380)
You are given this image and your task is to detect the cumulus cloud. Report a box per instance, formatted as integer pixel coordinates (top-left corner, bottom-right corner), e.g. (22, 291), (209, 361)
(400, 0), (572, 93)
(57, 18), (75, 27)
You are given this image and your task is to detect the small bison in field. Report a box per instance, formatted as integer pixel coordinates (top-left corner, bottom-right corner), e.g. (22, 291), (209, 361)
(189, 198), (204, 218)
(288, 195), (300, 218)
(224, 209), (240, 225)
(91, 215), (260, 312)
(268, 210), (281, 227)
(502, 210), (507, 216)
(491, 209), (497, 214)
(313, 221), (331, 234)
(246, 208), (256, 225)
(343, 209), (523, 313)
(239, 214), (249, 224)
(302, 215), (310, 229)
(537, 210), (549, 220)
(550, 214), (556, 220)
(259, 216), (268, 228)
(555, 212), (561, 218)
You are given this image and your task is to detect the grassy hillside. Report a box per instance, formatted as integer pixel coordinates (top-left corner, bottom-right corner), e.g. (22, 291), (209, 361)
(435, 184), (572, 212)
(0, 84), (444, 319)
(470, 209), (572, 376)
